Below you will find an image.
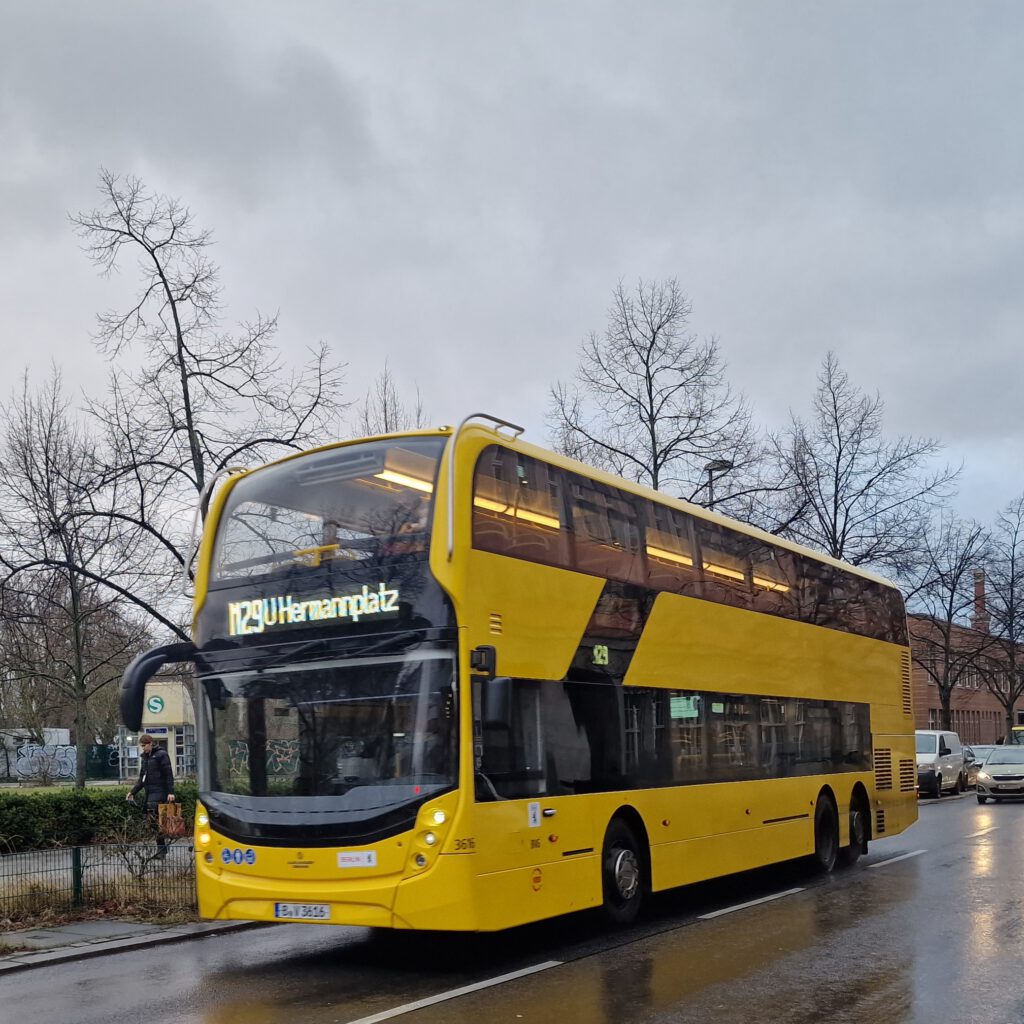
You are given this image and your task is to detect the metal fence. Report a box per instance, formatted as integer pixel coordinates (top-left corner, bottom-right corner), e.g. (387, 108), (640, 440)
(0, 841), (197, 920)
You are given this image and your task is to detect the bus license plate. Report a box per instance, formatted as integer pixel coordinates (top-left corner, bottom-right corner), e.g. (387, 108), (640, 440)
(274, 902), (331, 921)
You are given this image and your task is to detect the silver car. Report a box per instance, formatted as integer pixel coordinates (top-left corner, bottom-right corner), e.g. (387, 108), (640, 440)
(976, 746), (1024, 803)
(965, 744), (998, 787)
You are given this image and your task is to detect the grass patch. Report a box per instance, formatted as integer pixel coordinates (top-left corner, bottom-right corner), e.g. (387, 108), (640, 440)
(0, 940), (32, 955)
(2, 898), (199, 933)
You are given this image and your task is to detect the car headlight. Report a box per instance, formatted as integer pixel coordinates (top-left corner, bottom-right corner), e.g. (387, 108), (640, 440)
(977, 771), (991, 782)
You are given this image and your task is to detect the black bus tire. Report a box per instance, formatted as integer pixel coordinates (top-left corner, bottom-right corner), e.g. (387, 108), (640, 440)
(838, 796), (868, 868)
(601, 818), (645, 926)
(813, 795), (839, 873)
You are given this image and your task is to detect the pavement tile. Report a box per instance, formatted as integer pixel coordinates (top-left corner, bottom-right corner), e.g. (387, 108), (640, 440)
(54, 920), (163, 938)
(0, 919), (266, 973)
(6, 929), (82, 949)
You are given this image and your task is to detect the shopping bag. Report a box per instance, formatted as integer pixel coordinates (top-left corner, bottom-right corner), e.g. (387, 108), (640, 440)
(158, 802), (187, 837)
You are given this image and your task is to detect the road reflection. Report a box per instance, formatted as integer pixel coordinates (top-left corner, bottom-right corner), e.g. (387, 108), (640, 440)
(400, 867), (921, 1024)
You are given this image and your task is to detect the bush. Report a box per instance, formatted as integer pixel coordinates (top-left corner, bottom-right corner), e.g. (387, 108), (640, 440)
(0, 783), (198, 853)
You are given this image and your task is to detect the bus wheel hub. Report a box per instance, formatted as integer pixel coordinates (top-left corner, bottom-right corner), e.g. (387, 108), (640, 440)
(613, 849), (639, 900)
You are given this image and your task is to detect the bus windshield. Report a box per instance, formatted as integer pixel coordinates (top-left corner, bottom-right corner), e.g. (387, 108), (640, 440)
(212, 437), (445, 583)
(201, 649), (457, 805)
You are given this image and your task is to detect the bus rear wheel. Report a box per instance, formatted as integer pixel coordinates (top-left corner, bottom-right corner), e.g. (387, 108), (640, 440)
(838, 798), (868, 867)
(601, 819), (645, 926)
(813, 795), (839, 873)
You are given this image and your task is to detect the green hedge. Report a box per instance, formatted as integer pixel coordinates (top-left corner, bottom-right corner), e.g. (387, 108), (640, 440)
(0, 783), (198, 852)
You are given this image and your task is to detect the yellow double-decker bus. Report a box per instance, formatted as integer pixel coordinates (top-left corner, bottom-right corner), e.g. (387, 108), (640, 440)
(121, 414), (917, 930)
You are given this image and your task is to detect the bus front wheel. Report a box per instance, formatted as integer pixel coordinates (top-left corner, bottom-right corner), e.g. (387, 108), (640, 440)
(601, 819), (645, 926)
(812, 795), (839, 873)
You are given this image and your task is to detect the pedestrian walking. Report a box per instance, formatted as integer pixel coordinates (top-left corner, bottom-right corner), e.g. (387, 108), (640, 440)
(126, 734), (176, 858)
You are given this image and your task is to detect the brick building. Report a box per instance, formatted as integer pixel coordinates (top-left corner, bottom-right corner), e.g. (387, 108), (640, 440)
(908, 575), (1024, 743)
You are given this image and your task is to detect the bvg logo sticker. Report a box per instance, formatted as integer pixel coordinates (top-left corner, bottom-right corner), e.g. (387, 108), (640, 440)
(221, 847), (256, 866)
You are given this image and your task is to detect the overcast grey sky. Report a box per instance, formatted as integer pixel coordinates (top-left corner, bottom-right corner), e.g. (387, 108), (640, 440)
(1, 1), (1021, 522)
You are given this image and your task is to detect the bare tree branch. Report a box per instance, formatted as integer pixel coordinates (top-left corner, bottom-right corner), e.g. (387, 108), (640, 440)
(70, 171), (349, 625)
(548, 279), (756, 502)
(756, 352), (959, 575)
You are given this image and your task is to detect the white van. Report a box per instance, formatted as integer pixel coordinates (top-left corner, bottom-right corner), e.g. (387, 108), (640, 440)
(915, 729), (966, 798)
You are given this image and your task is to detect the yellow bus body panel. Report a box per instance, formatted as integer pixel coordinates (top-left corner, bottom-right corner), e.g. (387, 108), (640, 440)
(191, 426), (916, 931)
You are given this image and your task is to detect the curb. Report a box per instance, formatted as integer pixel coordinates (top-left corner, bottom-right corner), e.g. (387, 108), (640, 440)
(0, 920), (270, 974)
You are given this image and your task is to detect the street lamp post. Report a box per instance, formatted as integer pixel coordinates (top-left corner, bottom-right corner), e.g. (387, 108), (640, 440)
(703, 459), (734, 510)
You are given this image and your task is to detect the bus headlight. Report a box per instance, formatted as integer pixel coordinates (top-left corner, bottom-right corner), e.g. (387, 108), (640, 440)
(431, 809), (446, 825)
(198, 832), (211, 846)
(197, 813), (209, 827)
(424, 831), (437, 846)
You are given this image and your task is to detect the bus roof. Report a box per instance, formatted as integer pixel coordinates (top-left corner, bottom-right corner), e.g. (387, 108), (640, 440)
(231, 422), (900, 594)
(461, 423), (901, 593)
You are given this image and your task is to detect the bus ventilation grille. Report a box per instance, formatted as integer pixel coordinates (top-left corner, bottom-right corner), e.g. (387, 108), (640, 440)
(874, 748), (893, 790)
(901, 651), (913, 716)
(489, 612), (503, 636)
(875, 809), (886, 835)
(899, 759), (916, 792)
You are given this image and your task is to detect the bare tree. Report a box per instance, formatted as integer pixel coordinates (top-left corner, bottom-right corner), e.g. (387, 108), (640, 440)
(760, 353), (958, 574)
(983, 495), (1024, 738)
(70, 171), (346, 630)
(1, 592), (74, 739)
(353, 361), (427, 436)
(0, 611), (68, 779)
(549, 279), (755, 499)
(0, 372), (150, 786)
(906, 515), (992, 730)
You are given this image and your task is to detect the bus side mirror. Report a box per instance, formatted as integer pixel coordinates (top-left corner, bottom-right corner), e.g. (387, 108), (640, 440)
(470, 645), (497, 678)
(483, 676), (513, 729)
(120, 642), (198, 731)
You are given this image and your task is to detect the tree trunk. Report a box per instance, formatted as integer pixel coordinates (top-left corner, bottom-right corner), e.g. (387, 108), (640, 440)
(75, 691), (88, 789)
(939, 700), (952, 731)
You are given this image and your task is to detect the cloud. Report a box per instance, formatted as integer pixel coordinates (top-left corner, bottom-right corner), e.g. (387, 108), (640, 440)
(1, 0), (1023, 521)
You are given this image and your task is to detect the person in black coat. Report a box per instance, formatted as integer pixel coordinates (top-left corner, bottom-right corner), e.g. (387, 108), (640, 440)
(126, 734), (176, 857)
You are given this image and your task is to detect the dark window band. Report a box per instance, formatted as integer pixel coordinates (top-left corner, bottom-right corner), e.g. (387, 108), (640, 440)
(471, 444), (907, 646)
(475, 677), (872, 801)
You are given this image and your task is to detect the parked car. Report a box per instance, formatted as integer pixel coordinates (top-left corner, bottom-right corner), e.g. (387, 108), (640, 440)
(916, 729), (966, 797)
(976, 746), (1024, 802)
(964, 744), (997, 787)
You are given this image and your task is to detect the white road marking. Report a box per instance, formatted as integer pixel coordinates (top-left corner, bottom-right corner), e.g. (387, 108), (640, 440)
(965, 826), (1000, 839)
(344, 961), (564, 1024)
(697, 887), (805, 920)
(868, 849), (927, 868)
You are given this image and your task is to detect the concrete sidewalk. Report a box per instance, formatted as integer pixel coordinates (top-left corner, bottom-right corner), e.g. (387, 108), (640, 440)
(0, 918), (265, 973)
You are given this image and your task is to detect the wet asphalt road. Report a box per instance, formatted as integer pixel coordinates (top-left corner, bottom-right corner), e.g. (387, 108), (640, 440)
(7, 793), (1024, 1024)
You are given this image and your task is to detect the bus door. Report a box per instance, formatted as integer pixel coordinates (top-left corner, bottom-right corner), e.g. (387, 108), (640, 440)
(472, 677), (595, 880)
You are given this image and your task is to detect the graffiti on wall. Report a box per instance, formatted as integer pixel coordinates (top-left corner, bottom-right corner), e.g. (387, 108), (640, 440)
(16, 744), (77, 780)
(227, 739), (299, 779)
